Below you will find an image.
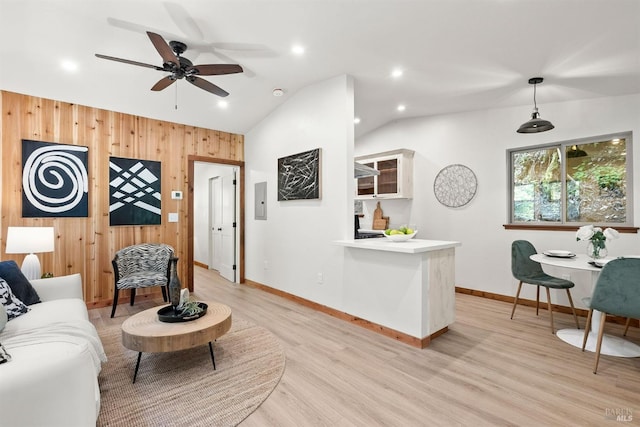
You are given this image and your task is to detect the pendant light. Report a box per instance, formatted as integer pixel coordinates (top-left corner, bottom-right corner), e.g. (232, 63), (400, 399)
(517, 77), (554, 133)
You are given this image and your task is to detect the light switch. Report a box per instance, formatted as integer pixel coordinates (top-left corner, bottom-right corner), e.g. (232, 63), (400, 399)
(168, 213), (179, 222)
(171, 190), (183, 200)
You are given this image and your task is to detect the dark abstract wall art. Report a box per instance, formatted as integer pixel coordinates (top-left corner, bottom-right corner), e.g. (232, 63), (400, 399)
(277, 148), (321, 201)
(109, 157), (161, 226)
(22, 139), (89, 217)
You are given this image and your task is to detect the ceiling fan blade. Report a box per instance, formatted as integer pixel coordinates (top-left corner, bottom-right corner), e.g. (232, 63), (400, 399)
(163, 3), (204, 41)
(95, 54), (162, 70)
(151, 76), (176, 91)
(146, 31), (179, 66)
(188, 64), (243, 76)
(187, 76), (229, 97)
(204, 49), (256, 78)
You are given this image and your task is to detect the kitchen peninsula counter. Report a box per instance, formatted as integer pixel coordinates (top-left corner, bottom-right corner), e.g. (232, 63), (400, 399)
(334, 238), (459, 253)
(334, 238), (461, 348)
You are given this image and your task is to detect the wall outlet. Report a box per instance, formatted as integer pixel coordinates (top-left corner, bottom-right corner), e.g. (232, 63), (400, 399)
(317, 272), (323, 284)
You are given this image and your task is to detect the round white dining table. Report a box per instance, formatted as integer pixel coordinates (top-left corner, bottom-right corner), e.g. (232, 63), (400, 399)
(530, 252), (640, 358)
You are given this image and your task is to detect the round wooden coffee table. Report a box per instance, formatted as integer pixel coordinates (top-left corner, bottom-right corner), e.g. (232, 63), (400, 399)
(121, 301), (232, 383)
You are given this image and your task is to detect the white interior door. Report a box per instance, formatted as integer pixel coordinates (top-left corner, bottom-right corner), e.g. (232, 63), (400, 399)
(209, 171), (236, 282)
(209, 177), (223, 271)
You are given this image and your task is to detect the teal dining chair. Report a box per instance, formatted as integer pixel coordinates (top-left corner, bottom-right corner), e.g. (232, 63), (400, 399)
(623, 318), (636, 336)
(582, 257), (640, 374)
(510, 240), (580, 334)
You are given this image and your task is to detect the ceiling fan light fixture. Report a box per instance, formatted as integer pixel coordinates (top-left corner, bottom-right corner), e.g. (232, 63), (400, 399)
(517, 77), (554, 134)
(95, 31), (243, 98)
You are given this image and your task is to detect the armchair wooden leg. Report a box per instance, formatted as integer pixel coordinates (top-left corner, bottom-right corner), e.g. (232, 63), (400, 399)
(545, 287), (554, 334)
(582, 309), (593, 351)
(566, 289), (580, 329)
(110, 287), (120, 318)
(510, 282), (523, 320)
(593, 313), (607, 374)
(536, 285), (540, 316)
(623, 318), (632, 336)
(130, 288), (136, 306)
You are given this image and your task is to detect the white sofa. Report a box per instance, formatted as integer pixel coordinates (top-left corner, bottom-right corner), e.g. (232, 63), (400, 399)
(0, 273), (106, 427)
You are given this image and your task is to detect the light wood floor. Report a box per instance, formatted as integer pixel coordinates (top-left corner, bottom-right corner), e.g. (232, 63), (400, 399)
(90, 267), (640, 426)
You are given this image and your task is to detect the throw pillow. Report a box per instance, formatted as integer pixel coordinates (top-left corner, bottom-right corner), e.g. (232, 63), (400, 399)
(0, 277), (30, 320)
(0, 304), (6, 331)
(0, 260), (40, 305)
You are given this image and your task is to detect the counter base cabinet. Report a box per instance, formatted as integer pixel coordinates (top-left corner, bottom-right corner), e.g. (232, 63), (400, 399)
(355, 149), (414, 199)
(341, 243), (457, 347)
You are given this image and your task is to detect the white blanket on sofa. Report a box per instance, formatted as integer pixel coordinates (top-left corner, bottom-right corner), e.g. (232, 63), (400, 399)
(2, 320), (107, 374)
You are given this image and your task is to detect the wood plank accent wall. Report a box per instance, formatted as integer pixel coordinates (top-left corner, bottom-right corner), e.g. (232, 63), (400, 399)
(0, 90), (244, 307)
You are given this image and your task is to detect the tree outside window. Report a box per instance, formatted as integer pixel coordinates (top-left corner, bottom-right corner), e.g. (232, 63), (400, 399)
(509, 133), (632, 226)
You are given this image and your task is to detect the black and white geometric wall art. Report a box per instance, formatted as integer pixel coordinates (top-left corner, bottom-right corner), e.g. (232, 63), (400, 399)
(109, 157), (161, 226)
(21, 139), (89, 217)
(277, 148), (321, 201)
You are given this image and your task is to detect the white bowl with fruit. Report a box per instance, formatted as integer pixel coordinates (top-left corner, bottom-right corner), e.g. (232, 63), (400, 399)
(384, 226), (418, 242)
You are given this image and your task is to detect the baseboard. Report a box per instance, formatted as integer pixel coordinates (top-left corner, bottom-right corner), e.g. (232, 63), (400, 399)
(244, 279), (446, 348)
(454, 286), (635, 326)
(193, 260), (208, 269)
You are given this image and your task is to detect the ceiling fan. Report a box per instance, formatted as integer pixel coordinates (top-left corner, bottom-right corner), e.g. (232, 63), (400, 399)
(95, 31), (243, 97)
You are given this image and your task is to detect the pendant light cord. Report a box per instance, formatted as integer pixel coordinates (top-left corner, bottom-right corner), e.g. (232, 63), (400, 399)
(533, 83), (538, 110)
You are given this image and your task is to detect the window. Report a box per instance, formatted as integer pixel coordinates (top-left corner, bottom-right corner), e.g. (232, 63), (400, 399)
(509, 132), (633, 226)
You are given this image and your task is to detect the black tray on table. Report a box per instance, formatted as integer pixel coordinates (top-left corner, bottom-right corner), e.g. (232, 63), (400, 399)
(157, 302), (208, 323)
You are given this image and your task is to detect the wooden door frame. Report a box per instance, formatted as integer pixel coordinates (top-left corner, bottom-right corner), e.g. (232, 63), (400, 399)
(187, 155), (245, 291)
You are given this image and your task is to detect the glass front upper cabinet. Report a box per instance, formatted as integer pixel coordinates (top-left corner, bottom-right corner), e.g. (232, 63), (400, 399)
(355, 149), (414, 199)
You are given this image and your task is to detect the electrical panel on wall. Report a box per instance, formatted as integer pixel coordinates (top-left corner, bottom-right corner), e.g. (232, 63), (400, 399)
(255, 182), (267, 220)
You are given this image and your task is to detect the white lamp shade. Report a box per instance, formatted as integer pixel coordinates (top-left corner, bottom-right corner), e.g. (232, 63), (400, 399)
(5, 227), (55, 254)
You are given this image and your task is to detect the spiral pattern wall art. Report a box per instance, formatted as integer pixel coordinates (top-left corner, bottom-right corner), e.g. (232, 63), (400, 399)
(21, 140), (89, 217)
(109, 157), (162, 226)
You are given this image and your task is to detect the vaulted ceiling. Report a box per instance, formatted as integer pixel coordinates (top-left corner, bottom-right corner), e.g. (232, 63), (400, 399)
(1, 0), (639, 138)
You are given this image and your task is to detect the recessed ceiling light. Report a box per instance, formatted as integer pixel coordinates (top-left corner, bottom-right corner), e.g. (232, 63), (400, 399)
(391, 68), (403, 78)
(60, 59), (78, 72)
(217, 100), (228, 109)
(354, 117), (361, 124)
(291, 44), (305, 55)
(272, 88), (285, 97)
(397, 104), (406, 112)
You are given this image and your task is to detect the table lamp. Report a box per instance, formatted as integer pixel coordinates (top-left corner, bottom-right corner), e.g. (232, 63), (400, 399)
(5, 226), (55, 280)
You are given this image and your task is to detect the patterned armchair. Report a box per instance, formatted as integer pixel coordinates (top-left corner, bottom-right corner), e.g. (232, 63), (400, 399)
(110, 243), (174, 318)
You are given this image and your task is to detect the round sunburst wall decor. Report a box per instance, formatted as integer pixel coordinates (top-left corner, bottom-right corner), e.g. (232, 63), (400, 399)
(433, 164), (477, 208)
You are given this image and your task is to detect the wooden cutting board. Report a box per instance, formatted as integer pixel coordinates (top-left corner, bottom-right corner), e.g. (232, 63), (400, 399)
(372, 202), (389, 230)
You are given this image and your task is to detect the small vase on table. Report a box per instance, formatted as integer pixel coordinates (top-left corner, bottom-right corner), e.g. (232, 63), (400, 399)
(587, 241), (607, 260)
(168, 257), (181, 312)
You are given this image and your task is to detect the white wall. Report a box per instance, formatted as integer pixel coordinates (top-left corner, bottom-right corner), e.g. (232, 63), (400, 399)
(193, 162), (238, 267)
(244, 75), (354, 307)
(356, 93), (640, 309)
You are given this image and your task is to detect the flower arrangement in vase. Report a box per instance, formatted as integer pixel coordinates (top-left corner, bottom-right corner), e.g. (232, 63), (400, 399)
(576, 225), (619, 259)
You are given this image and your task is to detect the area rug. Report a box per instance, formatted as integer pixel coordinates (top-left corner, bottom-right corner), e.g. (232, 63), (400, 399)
(96, 317), (285, 426)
